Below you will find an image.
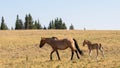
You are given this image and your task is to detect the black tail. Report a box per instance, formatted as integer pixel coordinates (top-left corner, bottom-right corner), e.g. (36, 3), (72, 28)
(73, 38), (83, 56)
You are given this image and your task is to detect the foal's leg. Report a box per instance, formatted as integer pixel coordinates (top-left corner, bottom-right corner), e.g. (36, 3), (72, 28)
(56, 50), (61, 60)
(75, 50), (80, 59)
(96, 49), (99, 61)
(89, 50), (92, 58)
(99, 48), (105, 57)
(50, 50), (55, 60)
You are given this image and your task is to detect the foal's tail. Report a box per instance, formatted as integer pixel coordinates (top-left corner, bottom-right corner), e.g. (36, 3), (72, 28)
(99, 43), (104, 49)
(73, 38), (83, 56)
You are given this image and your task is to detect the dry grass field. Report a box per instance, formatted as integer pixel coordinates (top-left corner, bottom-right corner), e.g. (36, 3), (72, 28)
(0, 30), (120, 68)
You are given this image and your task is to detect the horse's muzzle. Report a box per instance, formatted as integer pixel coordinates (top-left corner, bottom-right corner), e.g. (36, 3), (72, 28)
(39, 45), (42, 48)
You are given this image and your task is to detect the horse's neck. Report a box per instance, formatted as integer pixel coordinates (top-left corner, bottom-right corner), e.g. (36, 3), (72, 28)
(45, 39), (54, 46)
(86, 42), (92, 47)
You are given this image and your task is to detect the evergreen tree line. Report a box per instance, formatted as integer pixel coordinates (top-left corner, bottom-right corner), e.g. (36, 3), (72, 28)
(48, 18), (67, 29)
(0, 14), (74, 30)
(15, 14), (42, 30)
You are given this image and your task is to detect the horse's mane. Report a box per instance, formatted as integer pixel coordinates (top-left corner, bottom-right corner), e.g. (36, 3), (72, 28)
(85, 40), (92, 44)
(51, 37), (58, 40)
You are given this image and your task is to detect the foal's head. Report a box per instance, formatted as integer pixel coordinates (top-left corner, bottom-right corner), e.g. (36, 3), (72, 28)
(83, 40), (91, 46)
(39, 37), (46, 48)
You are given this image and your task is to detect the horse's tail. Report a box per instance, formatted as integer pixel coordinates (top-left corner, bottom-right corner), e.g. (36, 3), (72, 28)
(73, 38), (83, 56)
(99, 43), (103, 49)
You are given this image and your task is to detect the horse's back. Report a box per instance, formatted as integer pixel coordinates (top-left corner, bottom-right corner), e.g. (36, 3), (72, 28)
(54, 38), (75, 49)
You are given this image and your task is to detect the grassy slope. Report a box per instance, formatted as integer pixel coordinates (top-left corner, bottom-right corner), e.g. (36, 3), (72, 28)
(0, 30), (120, 68)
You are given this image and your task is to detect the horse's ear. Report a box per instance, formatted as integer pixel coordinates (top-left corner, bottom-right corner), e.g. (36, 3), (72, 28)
(41, 37), (45, 40)
(41, 37), (44, 39)
(84, 39), (88, 42)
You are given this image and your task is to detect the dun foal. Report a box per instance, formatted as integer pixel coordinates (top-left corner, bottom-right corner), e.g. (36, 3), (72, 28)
(83, 40), (104, 60)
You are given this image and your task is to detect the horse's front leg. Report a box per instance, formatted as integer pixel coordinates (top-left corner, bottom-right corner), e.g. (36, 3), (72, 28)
(50, 50), (55, 60)
(56, 50), (61, 60)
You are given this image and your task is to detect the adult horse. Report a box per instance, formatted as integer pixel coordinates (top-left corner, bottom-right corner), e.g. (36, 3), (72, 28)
(39, 37), (83, 60)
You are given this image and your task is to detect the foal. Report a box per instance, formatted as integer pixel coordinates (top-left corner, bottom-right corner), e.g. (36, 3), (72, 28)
(83, 40), (104, 60)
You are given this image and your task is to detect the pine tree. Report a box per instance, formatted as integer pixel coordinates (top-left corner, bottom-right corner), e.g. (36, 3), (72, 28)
(28, 14), (33, 29)
(1, 16), (8, 30)
(15, 15), (23, 29)
(15, 15), (19, 29)
(25, 15), (29, 29)
(69, 24), (74, 30)
(19, 19), (24, 29)
(33, 20), (38, 29)
(37, 20), (42, 29)
(48, 22), (52, 29)
(62, 23), (67, 29)
(33, 20), (42, 29)
(43, 25), (47, 30)
(51, 20), (55, 29)
(48, 20), (56, 29)
(55, 18), (60, 29)
(24, 14), (34, 29)
(11, 27), (14, 30)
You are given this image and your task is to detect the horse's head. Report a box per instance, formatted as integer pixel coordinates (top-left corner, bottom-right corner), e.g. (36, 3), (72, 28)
(83, 40), (86, 46)
(83, 40), (85, 46)
(39, 37), (46, 48)
(83, 40), (91, 46)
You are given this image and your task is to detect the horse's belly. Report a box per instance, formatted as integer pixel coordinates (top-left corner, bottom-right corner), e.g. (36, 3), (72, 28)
(57, 45), (68, 50)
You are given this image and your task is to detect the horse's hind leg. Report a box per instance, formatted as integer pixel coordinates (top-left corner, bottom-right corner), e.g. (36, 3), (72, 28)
(75, 50), (80, 59)
(50, 50), (55, 60)
(56, 50), (61, 60)
(71, 50), (74, 60)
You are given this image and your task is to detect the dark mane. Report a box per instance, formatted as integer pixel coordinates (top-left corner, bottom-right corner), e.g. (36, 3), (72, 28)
(51, 36), (58, 40)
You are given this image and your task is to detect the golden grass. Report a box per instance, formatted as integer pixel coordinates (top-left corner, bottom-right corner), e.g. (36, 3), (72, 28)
(0, 30), (120, 68)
